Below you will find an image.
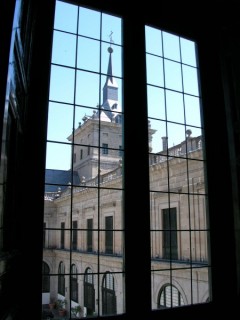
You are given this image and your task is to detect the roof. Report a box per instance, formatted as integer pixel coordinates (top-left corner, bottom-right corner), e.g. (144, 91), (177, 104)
(45, 169), (80, 192)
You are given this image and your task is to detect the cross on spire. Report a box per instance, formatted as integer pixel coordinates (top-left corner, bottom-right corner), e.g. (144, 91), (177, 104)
(109, 31), (114, 46)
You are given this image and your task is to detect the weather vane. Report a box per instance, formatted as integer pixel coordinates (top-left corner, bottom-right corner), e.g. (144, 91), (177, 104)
(108, 31), (114, 53)
(109, 31), (114, 46)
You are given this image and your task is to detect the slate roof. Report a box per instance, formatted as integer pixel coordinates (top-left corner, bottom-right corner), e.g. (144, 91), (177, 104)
(45, 169), (80, 192)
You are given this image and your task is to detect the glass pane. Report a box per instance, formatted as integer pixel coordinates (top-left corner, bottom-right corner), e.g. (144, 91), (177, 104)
(183, 64), (199, 96)
(185, 95), (201, 127)
(164, 60), (182, 91)
(52, 31), (77, 67)
(163, 31), (180, 62)
(102, 13), (122, 46)
(146, 54), (164, 87)
(76, 70), (100, 107)
(54, 1), (78, 33)
(180, 37), (197, 67)
(78, 7), (101, 39)
(147, 85), (165, 120)
(47, 102), (73, 143)
(42, 2), (124, 318)
(145, 26), (162, 56)
(45, 142), (72, 171)
(146, 25), (211, 311)
(49, 65), (75, 103)
(166, 90), (184, 124)
(77, 37), (100, 72)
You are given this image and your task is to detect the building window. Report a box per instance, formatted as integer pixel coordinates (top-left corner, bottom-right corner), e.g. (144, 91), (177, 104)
(158, 284), (184, 309)
(105, 216), (113, 254)
(71, 264), (78, 302)
(72, 220), (78, 251)
(102, 272), (116, 315)
(42, 261), (50, 293)
(80, 149), (83, 159)
(102, 143), (108, 155)
(60, 222), (65, 249)
(58, 261), (65, 296)
(119, 145), (122, 157)
(88, 145), (90, 155)
(162, 208), (178, 260)
(87, 218), (93, 252)
(84, 268), (95, 316)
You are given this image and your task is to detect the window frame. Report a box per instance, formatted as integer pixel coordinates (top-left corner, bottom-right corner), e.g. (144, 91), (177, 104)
(2, 0), (239, 319)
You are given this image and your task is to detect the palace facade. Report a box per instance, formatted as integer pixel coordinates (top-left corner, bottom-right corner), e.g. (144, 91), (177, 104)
(42, 45), (209, 318)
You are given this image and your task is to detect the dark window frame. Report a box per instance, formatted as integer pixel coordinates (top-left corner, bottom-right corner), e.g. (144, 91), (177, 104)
(1, 1), (240, 319)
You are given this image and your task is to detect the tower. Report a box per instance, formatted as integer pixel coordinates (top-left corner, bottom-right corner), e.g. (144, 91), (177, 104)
(68, 45), (122, 182)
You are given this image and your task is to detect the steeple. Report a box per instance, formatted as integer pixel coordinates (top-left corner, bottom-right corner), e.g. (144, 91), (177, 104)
(102, 43), (118, 105)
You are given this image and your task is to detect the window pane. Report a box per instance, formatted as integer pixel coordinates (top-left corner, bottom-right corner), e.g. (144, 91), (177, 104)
(52, 31), (77, 67)
(146, 26), (211, 311)
(49, 65), (75, 103)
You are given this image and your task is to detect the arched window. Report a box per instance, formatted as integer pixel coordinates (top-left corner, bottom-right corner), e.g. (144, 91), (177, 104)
(158, 284), (184, 309)
(58, 261), (65, 296)
(71, 264), (78, 302)
(42, 261), (50, 293)
(84, 268), (95, 316)
(102, 272), (116, 315)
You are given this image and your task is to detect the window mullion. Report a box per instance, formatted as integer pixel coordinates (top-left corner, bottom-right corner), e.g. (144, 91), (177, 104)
(123, 17), (151, 317)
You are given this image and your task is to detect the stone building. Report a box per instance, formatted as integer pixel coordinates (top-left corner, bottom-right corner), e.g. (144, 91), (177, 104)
(42, 44), (209, 317)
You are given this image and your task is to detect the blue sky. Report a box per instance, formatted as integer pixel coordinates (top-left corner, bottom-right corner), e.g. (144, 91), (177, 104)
(46, 0), (202, 170)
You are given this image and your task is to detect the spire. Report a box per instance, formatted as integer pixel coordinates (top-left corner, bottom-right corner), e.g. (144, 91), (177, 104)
(106, 30), (114, 83)
(102, 32), (118, 104)
(106, 46), (114, 84)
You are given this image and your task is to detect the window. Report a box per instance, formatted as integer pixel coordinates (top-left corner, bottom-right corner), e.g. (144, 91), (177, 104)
(42, 1), (210, 317)
(162, 208), (178, 260)
(146, 25), (210, 310)
(119, 145), (123, 156)
(72, 221), (78, 250)
(43, 2), (124, 318)
(60, 222), (65, 249)
(71, 264), (78, 302)
(1, 1), (240, 320)
(42, 262), (50, 293)
(84, 268), (95, 315)
(87, 218), (93, 252)
(102, 272), (116, 315)
(58, 261), (65, 296)
(102, 143), (108, 155)
(105, 216), (113, 254)
(158, 284), (184, 309)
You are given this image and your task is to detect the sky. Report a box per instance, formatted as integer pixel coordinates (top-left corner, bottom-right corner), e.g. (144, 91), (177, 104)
(46, 0), (202, 171)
